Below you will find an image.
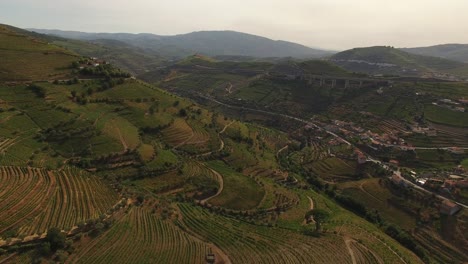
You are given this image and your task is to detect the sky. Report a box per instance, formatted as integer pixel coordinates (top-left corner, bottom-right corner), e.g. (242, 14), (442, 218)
(1, 0), (468, 50)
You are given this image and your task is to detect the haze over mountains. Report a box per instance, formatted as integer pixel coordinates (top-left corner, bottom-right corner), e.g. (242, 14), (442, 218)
(401, 44), (468, 63)
(330, 46), (468, 78)
(29, 27), (468, 80)
(30, 28), (333, 59)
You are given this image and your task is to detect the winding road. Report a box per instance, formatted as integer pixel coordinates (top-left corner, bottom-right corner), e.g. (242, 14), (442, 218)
(200, 94), (468, 209)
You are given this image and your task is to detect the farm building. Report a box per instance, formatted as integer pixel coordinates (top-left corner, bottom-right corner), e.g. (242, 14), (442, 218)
(439, 200), (462, 215)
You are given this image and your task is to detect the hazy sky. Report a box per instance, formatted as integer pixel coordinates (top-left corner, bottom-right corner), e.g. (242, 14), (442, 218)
(2, 0), (468, 50)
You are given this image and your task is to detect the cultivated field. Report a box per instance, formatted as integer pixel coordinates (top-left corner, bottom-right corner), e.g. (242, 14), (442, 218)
(0, 166), (118, 237)
(68, 206), (210, 264)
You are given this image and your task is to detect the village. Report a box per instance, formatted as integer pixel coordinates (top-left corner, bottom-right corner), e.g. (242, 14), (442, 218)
(312, 116), (468, 211)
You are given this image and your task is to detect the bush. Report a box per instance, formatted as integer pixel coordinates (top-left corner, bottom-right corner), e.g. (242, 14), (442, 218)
(45, 227), (66, 251)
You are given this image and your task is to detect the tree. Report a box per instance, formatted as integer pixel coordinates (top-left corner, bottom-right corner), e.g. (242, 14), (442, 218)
(38, 242), (51, 256)
(45, 227), (66, 251)
(179, 108), (187, 117)
(307, 209), (330, 232)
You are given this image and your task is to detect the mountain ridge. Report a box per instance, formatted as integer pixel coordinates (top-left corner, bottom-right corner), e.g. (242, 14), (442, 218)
(330, 46), (468, 78)
(401, 44), (468, 63)
(28, 28), (333, 59)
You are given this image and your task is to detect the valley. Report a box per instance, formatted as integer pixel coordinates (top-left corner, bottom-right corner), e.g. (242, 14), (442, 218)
(0, 23), (467, 264)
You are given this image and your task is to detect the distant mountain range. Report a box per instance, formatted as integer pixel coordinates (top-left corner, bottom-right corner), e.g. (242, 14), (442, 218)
(401, 44), (468, 63)
(29, 29), (333, 59)
(330, 46), (468, 78)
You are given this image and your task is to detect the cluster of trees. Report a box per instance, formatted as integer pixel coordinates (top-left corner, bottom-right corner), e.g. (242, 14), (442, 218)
(76, 149), (139, 169)
(38, 125), (97, 142)
(27, 84), (46, 98)
(79, 64), (131, 78)
(98, 76), (125, 91)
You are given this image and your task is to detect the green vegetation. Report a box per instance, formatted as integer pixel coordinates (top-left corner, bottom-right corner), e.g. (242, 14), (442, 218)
(1, 24), (467, 264)
(424, 104), (468, 127)
(207, 161), (264, 210)
(0, 25), (77, 81)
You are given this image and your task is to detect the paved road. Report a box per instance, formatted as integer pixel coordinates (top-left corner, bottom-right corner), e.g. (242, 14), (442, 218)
(201, 94), (468, 209)
(199, 94), (352, 146)
(369, 137), (468, 150)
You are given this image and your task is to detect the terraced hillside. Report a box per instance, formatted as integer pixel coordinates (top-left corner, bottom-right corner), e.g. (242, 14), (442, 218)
(0, 166), (118, 237)
(0, 25), (77, 81)
(68, 206), (210, 264)
(178, 203), (351, 264)
(1, 24), (465, 264)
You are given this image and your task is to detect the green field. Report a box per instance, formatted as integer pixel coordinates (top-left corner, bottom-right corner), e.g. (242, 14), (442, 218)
(207, 161), (264, 210)
(424, 104), (468, 127)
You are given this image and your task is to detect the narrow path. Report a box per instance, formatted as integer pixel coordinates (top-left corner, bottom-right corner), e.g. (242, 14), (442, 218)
(307, 196), (314, 210)
(200, 164), (224, 204)
(219, 121), (235, 134)
(276, 145), (288, 159)
(199, 94), (351, 145)
(115, 124), (128, 151)
(195, 121), (234, 157)
(225, 82), (233, 95)
(344, 238), (358, 264)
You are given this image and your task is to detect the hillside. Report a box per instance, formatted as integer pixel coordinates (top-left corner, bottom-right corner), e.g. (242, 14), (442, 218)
(0, 24), (77, 81)
(330, 46), (468, 79)
(1, 24), (467, 264)
(141, 56), (377, 116)
(29, 28), (333, 59)
(51, 38), (166, 75)
(402, 44), (468, 63)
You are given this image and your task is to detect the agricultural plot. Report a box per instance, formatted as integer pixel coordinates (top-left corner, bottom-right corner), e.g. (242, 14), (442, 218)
(412, 227), (468, 263)
(0, 166), (118, 237)
(338, 179), (416, 229)
(183, 161), (218, 182)
(223, 139), (258, 169)
(162, 118), (193, 147)
(68, 207), (209, 264)
(289, 143), (328, 164)
(178, 203), (353, 264)
(0, 26), (77, 81)
(207, 161), (264, 210)
(133, 171), (186, 195)
(309, 157), (357, 182)
(102, 117), (140, 150)
(424, 104), (468, 127)
(305, 191), (424, 264)
(430, 123), (468, 147)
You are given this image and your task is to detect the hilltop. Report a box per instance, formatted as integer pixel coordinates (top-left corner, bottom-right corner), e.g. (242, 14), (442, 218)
(29, 28), (333, 59)
(402, 44), (468, 63)
(330, 46), (468, 79)
(0, 24), (78, 81)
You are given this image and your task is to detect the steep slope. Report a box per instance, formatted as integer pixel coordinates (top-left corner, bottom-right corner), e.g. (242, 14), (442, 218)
(402, 44), (468, 63)
(51, 38), (166, 75)
(29, 28), (332, 59)
(0, 24), (77, 81)
(330, 46), (468, 78)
